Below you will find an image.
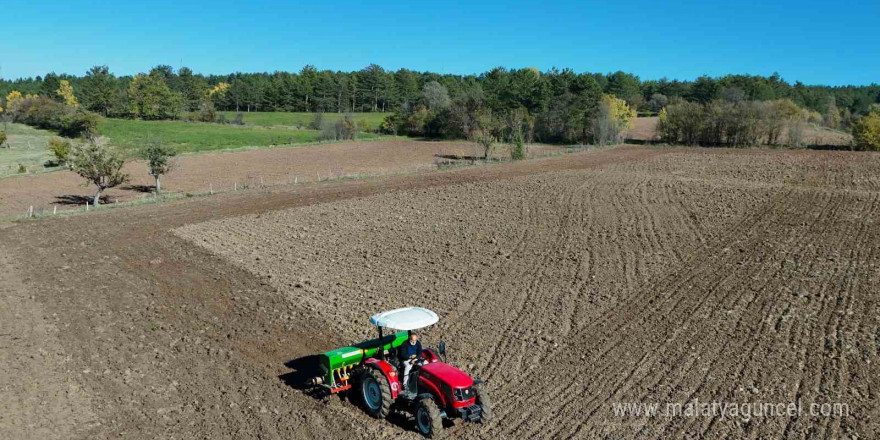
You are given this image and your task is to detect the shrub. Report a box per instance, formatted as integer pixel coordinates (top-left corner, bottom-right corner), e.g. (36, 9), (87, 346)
(196, 99), (216, 122)
(787, 120), (807, 149)
(510, 130), (526, 160)
(309, 112), (324, 130)
(852, 111), (880, 151)
(20, 96), (66, 130)
(507, 108), (528, 160)
(60, 110), (101, 139)
(0, 131), (7, 148)
(660, 99), (812, 148)
(234, 112), (244, 125)
(380, 113), (403, 135)
(319, 114), (359, 141)
(10, 95), (101, 139)
(48, 137), (72, 165)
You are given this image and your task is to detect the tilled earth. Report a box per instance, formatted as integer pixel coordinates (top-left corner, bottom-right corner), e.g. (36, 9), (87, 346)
(1, 146), (878, 439)
(0, 139), (564, 220)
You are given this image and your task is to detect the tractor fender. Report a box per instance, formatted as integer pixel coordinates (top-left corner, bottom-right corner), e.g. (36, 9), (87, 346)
(422, 349), (440, 364)
(364, 358), (400, 399)
(417, 375), (447, 408)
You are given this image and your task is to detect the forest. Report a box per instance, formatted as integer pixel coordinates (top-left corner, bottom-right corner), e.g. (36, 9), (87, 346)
(1, 64), (878, 147)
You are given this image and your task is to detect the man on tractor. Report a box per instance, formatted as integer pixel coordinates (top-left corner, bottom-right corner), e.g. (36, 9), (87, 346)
(398, 332), (422, 391)
(311, 307), (491, 438)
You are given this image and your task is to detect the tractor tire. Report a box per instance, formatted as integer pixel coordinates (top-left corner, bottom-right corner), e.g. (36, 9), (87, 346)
(474, 385), (492, 422)
(414, 397), (443, 438)
(359, 369), (392, 419)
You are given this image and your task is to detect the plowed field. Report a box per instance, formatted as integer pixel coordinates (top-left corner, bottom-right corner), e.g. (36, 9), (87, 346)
(2, 146), (878, 439)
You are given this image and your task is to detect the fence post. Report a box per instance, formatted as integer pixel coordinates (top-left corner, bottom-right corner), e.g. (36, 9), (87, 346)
(210, 183), (214, 195)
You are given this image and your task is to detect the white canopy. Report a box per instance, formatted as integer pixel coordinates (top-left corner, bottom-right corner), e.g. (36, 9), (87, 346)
(369, 307), (439, 331)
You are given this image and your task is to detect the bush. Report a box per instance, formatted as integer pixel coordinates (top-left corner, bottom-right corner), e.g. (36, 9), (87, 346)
(20, 96), (66, 131)
(309, 112), (324, 130)
(510, 131), (526, 160)
(660, 99), (810, 148)
(852, 111), (880, 151)
(661, 101), (705, 145)
(60, 110), (101, 138)
(0, 131), (7, 148)
(787, 120), (807, 149)
(196, 99), (216, 123)
(319, 114), (359, 141)
(380, 113), (403, 135)
(48, 137), (72, 165)
(10, 95), (101, 139)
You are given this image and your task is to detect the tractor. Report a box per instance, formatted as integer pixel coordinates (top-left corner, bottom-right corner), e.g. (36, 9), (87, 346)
(310, 307), (491, 437)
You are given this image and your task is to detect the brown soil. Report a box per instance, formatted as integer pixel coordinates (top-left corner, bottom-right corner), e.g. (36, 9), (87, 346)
(1, 146), (878, 439)
(0, 139), (564, 219)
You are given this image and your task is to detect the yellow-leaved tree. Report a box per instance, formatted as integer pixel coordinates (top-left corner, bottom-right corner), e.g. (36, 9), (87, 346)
(208, 82), (229, 97)
(57, 80), (79, 107)
(6, 90), (24, 114)
(593, 94), (636, 145)
(853, 109), (880, 151)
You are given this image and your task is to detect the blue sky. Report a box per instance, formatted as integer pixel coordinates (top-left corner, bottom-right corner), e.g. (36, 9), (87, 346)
(2, 0), (877, 85)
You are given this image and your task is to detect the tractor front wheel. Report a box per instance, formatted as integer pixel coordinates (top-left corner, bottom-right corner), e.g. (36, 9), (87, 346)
(414, 397), (443, 438)
(359, 369), (392, 419)
(475, 385), (492, 422)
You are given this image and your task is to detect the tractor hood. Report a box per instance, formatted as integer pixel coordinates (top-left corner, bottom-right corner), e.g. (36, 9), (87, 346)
(420, 362), (474, 388)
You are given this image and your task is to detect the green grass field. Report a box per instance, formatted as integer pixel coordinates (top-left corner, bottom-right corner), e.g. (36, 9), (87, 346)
(1, 116), (384, 176)
(99, 118), (377, 155)
(216, 111), (388, 130)
(0, 123), (55, 176)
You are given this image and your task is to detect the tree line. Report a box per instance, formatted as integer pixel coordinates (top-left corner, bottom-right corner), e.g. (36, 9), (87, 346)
(1, 65), (877, 118)
(1, 64), (878, 149)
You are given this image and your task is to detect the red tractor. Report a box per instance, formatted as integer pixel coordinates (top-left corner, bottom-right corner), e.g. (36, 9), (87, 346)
(311, 307), (491, 437)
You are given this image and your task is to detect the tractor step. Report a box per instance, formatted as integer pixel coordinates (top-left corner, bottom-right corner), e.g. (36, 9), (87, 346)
(459, 404), (483, 422)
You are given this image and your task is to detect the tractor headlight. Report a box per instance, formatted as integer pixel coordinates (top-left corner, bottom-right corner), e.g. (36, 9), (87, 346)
(453, 387), (475, 401)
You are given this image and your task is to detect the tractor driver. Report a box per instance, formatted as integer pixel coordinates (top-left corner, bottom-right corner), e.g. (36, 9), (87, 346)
(399, 332), (422, 391)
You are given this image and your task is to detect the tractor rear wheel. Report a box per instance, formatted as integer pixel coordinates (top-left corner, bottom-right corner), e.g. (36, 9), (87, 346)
(359, 369), (392, 419)
(474, 385), (492, 422)
(414, 397), (443, 438)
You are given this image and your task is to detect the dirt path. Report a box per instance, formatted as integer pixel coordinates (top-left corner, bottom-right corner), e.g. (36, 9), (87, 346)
(1, 146), (877, 439)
